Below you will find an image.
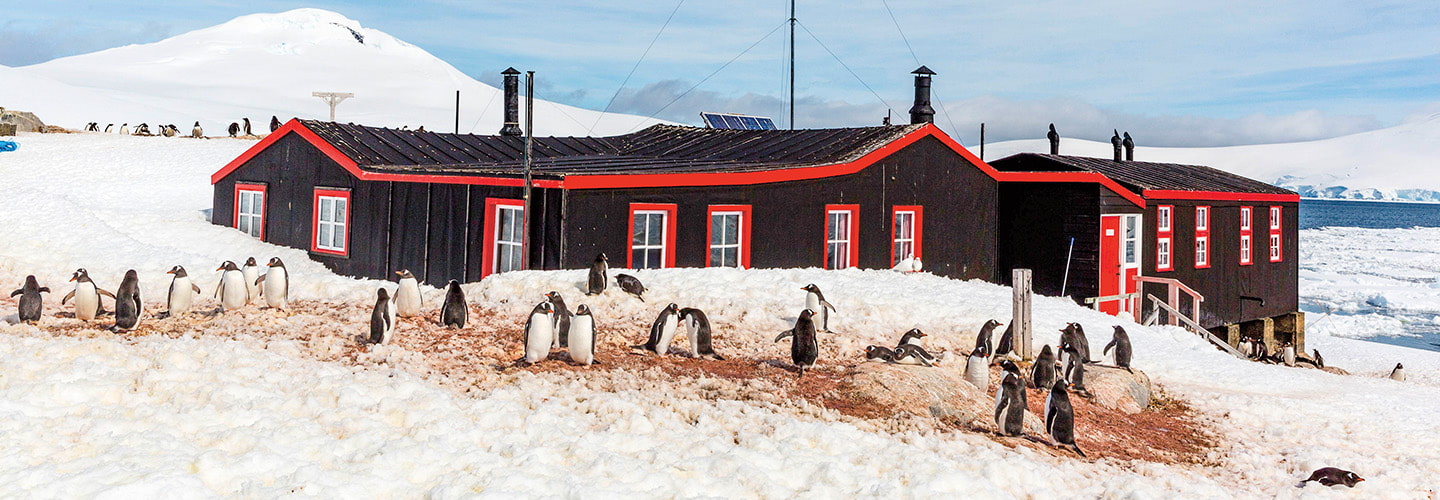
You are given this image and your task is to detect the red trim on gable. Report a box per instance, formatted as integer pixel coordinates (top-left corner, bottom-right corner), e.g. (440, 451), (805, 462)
(310, 188), (351, 257)
(233, 182), (267, 242)
(481, 198), (525, 279)
(824, 204), (860, 269)
(890, 205), (923, 266)
(1144, 190), (1300, 203)
(627, 203), (678, 269)
(705, 205), (752, 268)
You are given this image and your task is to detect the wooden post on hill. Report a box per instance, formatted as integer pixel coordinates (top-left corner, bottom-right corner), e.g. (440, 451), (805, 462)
(1013, 269), (1033, 360)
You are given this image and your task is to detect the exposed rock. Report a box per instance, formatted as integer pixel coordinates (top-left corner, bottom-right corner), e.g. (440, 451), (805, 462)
(1320, 366), (1351, 376)
(1082, 364), (1152, 414)
(842, 362), (990, 426)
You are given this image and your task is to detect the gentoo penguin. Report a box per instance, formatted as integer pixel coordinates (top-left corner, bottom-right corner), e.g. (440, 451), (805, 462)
(254, 257), (289, 309)
(567, 304), (597, 365)
(522, 301), (555, 364)
(774, 309), (819, 377)
(615, 274), (646, 301)
(679, 307), (723, 360)
(241, 257), (261, 304)
(11, 275), (50, 323)
(440, 280), (467, 328)
(164, 265), (202, 316)
(369, 288), (396, 345)
(1301, 467), (1364, 488)
(1044, 379), (1085, 457)
(104, 124), (114, 133)
(801, 284), (837, 333)
(1103, 325), (1133, 372)
(63, 268), (114, 321)
(974, 319), (1002, 356)
(191, 122), (203, 138)
(228, 122), (239, 137)
(119, 123), (129, 135)
(242, 118), (252, 136)
(586, 253), (608, 295)
(865, 345), (895, 362)
(1314, 350), (1325, 368)
(964, 347), (990, 390)
(214, 260), (249, 311)
(393, 270), (422, 317)
(1061, 322), (1093, 363)
(112, 270), (142, 332)
(994, 360), (1027, 437)
(894, 328), (939, 364)
(546, 291), (571, 348)
(1390, 363), (1406, 382)
(1061, 344), (1087, 393)
(890, 344), (936, 366)
(270, 116), (281, 132)
(1281, 342), (1297, 367)
(1031, 344), (1059, 389)
(161, 124), (177, 137)
(995, 321), (1015, 358)
(643, 303), (681, 355)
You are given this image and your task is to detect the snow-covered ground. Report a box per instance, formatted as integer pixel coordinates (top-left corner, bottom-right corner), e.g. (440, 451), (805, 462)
(0, 8), (664, 137)
(2, 132), (1440, 496)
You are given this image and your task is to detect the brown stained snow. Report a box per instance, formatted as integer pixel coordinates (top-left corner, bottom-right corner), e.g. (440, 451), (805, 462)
(1, 294), (1218, 466)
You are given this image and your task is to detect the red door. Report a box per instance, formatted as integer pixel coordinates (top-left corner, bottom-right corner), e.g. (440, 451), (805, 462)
(1099, 215), (1122, 314)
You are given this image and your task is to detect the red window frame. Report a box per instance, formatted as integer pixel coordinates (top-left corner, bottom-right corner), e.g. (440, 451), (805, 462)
(481, 198), (525, 279)
(1156, 205), (1173, 271)
(1268, 205), (1283, 262)
(627, 203), (678, 269)
(233, 182), (267, 241)
(824, 204), (860, 269)
(705, 205), (752, 268)
(1239, 206), (1253, 266)
(1195, 205), (1210, 269)
(311, 188), (351, 257)
(890, 205), (924, 266)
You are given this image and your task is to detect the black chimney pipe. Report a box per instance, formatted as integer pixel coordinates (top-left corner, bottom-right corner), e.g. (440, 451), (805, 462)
(500, 67), (523, 136)
(1110, 130), (1122, 162)
(1047, 123), (1060, 155)
(908, 66), (935, 125)
(1122, 132), (1135, 161)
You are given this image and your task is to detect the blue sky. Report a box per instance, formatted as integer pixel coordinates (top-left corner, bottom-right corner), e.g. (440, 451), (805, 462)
(3, 1), (1438, 146)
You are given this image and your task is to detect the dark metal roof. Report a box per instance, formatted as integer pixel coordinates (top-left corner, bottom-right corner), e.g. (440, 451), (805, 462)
(989, 153), (1294, 195)
(301, 120), (922, 177)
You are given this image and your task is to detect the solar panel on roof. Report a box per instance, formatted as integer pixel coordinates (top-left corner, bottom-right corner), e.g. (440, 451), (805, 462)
(699, 112), (779, 130)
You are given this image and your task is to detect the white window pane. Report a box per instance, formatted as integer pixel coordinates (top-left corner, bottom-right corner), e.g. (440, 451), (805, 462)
(647, 214), (663, 245)
(319, 225), (332, 247)
(723, 214), (738, 243)
(335, 200), (347, 222)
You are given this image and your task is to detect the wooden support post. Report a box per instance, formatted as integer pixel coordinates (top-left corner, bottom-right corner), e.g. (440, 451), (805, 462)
(1274, 312), (1306, 353)
(1222, 324), (1241, 348)
(1012, 269), (1033, 360)
(1167, 286), (1181, 326)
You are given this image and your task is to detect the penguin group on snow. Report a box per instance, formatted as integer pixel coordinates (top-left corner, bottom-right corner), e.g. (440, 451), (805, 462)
(81, 117), (277, 139)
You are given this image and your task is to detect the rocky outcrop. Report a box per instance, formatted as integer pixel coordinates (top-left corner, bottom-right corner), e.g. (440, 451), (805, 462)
(842, 362), (990, 426)
(1082, 364), (1153, 414)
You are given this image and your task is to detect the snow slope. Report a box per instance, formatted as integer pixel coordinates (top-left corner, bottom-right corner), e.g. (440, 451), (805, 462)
(1, 9), (662, 137)
(986, 116), (1440, 202)
(2, 133), (1440, 496)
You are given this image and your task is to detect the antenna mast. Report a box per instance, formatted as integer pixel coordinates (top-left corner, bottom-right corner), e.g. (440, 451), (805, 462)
(788, 0), (796, 130)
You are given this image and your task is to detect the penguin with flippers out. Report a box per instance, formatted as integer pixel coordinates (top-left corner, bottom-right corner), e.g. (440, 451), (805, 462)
(11, 275), (50, 323)
(255, 257), (289, 310)
(801, 284), (836, 333)
(164, 265), (202, 316)
(64, 268), (114, 321)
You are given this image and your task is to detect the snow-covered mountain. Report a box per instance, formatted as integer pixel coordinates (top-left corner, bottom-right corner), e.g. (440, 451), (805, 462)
(0, 8), (662, 136)
(985, 116), (1440, 202)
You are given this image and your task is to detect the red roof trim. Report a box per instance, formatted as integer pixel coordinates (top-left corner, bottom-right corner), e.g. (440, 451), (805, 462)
(1143, 189), (1300, 203)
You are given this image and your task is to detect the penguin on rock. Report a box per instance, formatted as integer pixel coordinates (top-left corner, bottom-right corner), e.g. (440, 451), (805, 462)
(1103, 325), (1133, 372)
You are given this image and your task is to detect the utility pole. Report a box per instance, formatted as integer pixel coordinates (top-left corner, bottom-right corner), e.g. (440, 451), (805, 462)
(522, 71), (535, 270)
(788, 0), (796, 130)
(311, 92), (354, 121)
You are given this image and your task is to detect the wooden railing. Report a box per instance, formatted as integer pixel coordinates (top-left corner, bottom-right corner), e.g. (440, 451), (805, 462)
(1132, 276), (1203, 327)
(1143, 294), (1244, 358)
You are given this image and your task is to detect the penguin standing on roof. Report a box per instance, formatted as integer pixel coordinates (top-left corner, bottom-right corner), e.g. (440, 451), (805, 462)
(801, 284), (836, 333)
(112, 270), (142, 332)
(587, 253), (608, 295)
(994, 360), (1027, 437)
(394, 270), (422, 317)
(1103, 325), (1133, 372)
(164, 265), (201, 316)
(11, 276), (50, 323)
(255, 257), (289, 310)
(679, 307), (723, 360)
(440, 280), (467, 328)
(63, 268), (113, 321)
(775, 309), (819, 377)
(1045, 379), (1086, 457)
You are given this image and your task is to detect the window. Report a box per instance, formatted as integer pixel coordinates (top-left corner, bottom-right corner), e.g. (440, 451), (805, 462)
(234, 183), (266, 240)
(1156, 205), (1173, 271)
(890, 206), (923, 266)
(1240, 206), (1253, 265)
(825, 204), (860, 269)
(1124, 215), (1139, 266)
(1268, 206), (1283, 262)
(311, 188), (350, 256)
(628, 203), (677, 269)
(481, 198), (525, 278)
(707, 205), (751, 268)
(1195, 206), (1210, 269)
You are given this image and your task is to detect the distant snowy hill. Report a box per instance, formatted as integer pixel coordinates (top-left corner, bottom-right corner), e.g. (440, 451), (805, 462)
(985, 116), (1440, 202)
(0, 8), (662, 136)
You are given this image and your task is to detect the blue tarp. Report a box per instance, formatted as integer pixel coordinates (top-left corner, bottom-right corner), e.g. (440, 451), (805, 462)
(0, 141), (16, 152)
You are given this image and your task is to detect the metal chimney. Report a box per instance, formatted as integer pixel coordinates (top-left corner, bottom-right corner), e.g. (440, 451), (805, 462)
(1110, 130), (1122, 162)
(500, 67), (523, 136)
(1047, 123), (1060, 155)
(908, 66), (936, 125)
(1122, 132), (1135, 161)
